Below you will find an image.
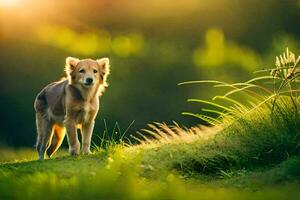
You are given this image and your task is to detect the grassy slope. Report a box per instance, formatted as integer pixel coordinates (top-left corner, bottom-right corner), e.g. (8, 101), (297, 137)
(129, 98), (300, 178)
(1, 99), (300, 199)
(0, 149), (299, 200)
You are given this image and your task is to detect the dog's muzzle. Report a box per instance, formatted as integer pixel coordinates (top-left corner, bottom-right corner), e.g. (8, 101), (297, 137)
(84, 78), (94, 86)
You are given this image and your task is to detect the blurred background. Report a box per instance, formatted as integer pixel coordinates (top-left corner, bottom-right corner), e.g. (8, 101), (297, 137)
(0, 0), (299, 147)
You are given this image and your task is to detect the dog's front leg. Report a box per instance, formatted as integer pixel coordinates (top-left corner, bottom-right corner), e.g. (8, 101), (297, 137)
(82, 121), (95, 154)
(64, 118), (80, 155)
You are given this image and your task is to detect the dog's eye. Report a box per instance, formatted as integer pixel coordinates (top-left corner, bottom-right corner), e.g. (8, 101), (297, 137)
(79, 69), (85, 73)
(93, 69), (98, 73)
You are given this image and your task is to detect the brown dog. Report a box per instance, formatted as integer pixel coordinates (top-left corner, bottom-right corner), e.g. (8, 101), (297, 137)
(34, 57), (110, 160)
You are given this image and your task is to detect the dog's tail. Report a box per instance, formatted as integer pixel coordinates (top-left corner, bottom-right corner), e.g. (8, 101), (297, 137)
(46, 124), (66, 158)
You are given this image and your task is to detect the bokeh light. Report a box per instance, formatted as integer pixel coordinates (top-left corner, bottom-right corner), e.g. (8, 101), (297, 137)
(193, 28), (261, 71)
(35, 25), (144, 57)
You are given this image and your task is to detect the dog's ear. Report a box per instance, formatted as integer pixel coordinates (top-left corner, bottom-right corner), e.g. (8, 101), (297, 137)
(96, 58), (110, 83)
(65, 57), (79, 74)
(96, 58), (110, 91)
(96, 58), (110, 77)
(65, 57), (79, 84)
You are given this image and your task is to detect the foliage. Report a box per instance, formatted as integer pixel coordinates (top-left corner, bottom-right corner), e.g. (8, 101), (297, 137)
(92, 120), (135, 151)
(193, 29), (261, 71)
(180, 49), (300, 124)
(128, 49), (300, 177)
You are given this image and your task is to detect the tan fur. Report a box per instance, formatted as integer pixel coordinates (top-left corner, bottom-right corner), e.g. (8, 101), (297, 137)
(34, 57), (110, 160)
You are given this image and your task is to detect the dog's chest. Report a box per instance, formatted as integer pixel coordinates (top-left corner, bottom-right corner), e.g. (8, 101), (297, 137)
(76, 104), (95, 123)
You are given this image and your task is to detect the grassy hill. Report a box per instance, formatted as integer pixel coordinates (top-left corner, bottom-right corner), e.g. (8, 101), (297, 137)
(1, 96), (300, 199)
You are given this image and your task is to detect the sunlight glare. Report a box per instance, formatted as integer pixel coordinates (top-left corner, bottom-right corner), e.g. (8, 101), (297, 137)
(0, 0), (23, 7)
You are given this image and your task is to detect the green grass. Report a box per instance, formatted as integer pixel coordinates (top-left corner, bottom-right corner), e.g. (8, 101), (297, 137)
(0, 147), (300, 200)
(126, 97), (300, 183)
(1, 49), (300, 199)
(1, 106), (300, 199)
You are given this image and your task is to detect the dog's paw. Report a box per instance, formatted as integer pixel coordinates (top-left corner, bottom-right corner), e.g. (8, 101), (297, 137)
(69, 147), (80, 156)
(69, 150), (79, 156)
(69, 150), (80, 156)
(82, 148), (91, 155)
(69, 142), (80, 156)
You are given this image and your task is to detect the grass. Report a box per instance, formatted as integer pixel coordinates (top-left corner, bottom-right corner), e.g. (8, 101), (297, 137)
(1, 49), (300, 199)
(92, 119), (135, 151)
(128, 98), (300, 179)
(0, 147), (299, 200)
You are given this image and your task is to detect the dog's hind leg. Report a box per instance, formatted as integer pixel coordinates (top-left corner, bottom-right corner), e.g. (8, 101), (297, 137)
(35, 113), (54, 160)
(46, 124), (66, 158)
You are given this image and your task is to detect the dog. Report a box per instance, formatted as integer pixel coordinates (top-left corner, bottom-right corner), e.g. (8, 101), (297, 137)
(34, 57), (110, 160)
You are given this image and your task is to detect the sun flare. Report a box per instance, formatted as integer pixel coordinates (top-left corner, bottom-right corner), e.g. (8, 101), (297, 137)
(0, 0), (23, 7)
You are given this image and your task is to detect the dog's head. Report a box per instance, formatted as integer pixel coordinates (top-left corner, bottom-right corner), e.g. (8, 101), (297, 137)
(65, 57), (110, 91)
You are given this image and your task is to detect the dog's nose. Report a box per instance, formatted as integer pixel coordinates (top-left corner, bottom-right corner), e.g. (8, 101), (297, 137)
(85, 78), (93, 85)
